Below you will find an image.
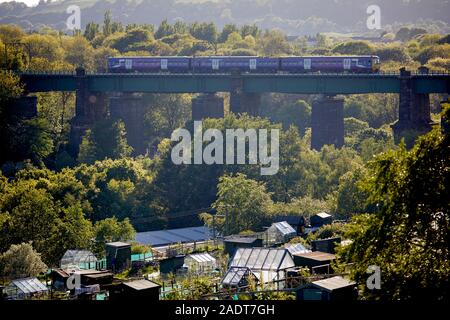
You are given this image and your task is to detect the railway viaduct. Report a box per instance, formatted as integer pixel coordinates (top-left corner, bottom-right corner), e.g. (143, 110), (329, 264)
(15, 67), (450, 155)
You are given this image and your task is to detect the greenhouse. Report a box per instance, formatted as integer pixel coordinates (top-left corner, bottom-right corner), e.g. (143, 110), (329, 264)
(222, 267), (257, 289)
(285, 243), (311, 255)
(4, 277), (48, 299)
(183, 253), (217, 274)
(266, 221), (297, 245)
(60, 250), (98, 269)
(228, 248), (295, 289)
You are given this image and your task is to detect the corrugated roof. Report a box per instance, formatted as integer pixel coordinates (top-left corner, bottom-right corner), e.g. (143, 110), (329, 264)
(11, 278), (48, 294)
(312, 276), (356, 291)
(230, 248), (295, 271)
(187, 253), (216, 263)
(135, 226), (212, 247)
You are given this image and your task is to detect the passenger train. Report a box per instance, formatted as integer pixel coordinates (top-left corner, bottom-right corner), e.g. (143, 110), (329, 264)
(107, 56), (381, 74)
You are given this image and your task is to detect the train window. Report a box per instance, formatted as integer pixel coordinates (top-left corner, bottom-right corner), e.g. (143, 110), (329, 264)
(250, 59), (257, 70)
(125, 59), (133, 70)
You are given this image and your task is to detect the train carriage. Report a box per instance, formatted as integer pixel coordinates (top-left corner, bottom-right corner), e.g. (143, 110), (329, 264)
(191, 56), (279, 73)
(107, 55), (380, 74)
(280, 56), (380, 73)
(108, 56), (191, 73)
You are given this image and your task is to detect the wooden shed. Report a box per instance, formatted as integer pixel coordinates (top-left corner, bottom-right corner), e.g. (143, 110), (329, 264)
(109, 279), (161, 301)
(296, 276), (357, 301)
(105, 242), (131, 273)
(293, 251), (336, 274)
(310, 212), (333, 227)
(223, 236), (263, 256)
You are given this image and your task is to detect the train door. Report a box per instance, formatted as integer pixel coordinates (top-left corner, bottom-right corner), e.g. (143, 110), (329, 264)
(212, 59), (220, 71)
(343, 59), (351, 71)
(125, 59), (133, 71)
(304, 59), (311, 71)
(249, 59), (257, 71)
(161, 59), (168, 71)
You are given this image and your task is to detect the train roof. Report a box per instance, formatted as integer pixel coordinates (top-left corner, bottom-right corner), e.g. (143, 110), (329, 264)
(109, 55), (379, 59)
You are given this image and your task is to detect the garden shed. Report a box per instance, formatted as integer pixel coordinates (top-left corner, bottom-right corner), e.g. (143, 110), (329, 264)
(293, 251), (336, 274)
(266, 221), (297, 245)
(60, 250), (98, 269)
(223, 236), (263, 256)
(296, 276), (357, 301)
(227, 248), (295, 289)
(311, 237), (341, 254)
(183, 253), (217, 274)
(106, 242), (131, 272)
(310, 212), (333, 227)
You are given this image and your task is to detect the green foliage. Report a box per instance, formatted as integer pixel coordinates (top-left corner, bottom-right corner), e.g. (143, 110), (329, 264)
(375, 45), (411, 63)
(395, 27), (428, 42)
(0, 166), (94, 265)
(306, 223), (346, 242)
(78, 119), (133, 164)
(93, 217), (136, 257)
(335, 167), (370, 220)
(271, 100), (311, 135)
(0, 242), (47, 280)
(211, 173), (273, 235)
(332, 41), (373, 55)
(338, 108), (450, 300)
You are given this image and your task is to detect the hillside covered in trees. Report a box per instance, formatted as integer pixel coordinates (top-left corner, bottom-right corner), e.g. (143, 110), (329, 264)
(0, 11), (449, 300)
(1, 0), (450, 35)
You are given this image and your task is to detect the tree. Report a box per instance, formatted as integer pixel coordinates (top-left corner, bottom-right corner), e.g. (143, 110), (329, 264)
(155, 19), (174, 39)
(211, 174), (273, 235)
(0, 71), (53, 165)
(84, 22), (100, 41)
(272, 100), (311, 135)
(259, 30), (292, 56)
(333, 41), (373, 55)
(189, 22), (217, 44)
(0, 242), (47, 280)
(63, 36), (95, 71)
(219, 24), (238, 43)
(337, 106), (450, 300)
(335, 166), (369, 220)
(93, 217), (136, 256)
(78, 119), (133, 164)
(103, 10), (113, 37)
(143, 93), (191, 147)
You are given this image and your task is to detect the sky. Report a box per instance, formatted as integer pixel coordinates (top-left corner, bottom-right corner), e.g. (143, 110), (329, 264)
(0, 0), (40, 6)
